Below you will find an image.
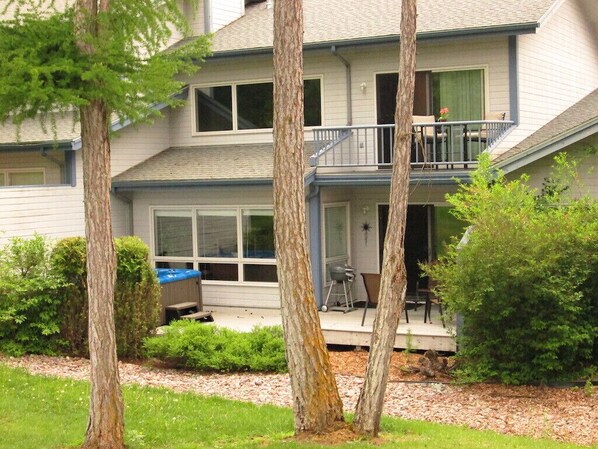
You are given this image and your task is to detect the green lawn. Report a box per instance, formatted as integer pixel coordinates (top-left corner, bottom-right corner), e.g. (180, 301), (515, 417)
(0, 364), (594, 449)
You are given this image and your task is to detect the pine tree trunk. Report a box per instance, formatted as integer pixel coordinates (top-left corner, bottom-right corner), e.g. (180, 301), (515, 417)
(353, 0), (417, 437)
(272, 0), (344, 434)
(80, 100), (125, 449)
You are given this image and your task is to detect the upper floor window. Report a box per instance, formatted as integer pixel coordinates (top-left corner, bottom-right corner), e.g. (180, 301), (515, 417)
(0, 169), (45, 187)
(195, 78), (322, 133)
(0, 149), (76, 188)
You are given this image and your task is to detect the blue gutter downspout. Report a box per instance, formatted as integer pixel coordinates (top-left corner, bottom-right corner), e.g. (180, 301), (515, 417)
(307, 184), (323, 307)
(331, 46), (353, 126)
(509, 35), (519, 125)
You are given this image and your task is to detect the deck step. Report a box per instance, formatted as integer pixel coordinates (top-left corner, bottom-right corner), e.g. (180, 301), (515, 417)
(165, 301), (198, 311)
(180, 311), (214, 322)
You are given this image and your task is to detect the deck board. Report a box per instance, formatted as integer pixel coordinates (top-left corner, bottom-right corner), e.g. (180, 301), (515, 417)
(203, 305), (456, 353)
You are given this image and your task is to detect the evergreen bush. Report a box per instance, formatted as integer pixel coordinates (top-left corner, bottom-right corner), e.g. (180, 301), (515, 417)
(427, 154), (598, 384)
(0, 235), (64, 356)
(143, 321), (287, 373)
(52, 236), (160, 358)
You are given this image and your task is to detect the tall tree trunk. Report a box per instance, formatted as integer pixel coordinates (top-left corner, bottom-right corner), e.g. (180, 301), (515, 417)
(76, 1), (125, 448)
(353, 0), (417, 437)
(80, 100), (124, 449)
(272, 0), (344, 434)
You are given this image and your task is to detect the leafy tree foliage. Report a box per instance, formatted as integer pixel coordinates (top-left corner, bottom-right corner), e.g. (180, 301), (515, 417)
(0, 0), (210, 129)
(428, 154), (598, 384)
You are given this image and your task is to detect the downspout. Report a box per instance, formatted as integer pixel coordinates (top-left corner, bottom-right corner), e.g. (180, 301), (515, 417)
(331, 46), (352, 126)
(204, 0), (213, 33)
(508, 35), (519, 125)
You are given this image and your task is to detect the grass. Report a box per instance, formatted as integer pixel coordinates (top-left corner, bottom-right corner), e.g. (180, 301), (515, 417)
(1, 363), (595, 449)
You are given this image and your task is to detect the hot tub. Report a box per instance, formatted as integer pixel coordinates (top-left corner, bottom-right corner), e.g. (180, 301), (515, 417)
(155, 269), (203, 324)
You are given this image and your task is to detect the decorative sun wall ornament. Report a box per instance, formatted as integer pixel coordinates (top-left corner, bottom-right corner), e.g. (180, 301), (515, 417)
(361, 221), (371, 246)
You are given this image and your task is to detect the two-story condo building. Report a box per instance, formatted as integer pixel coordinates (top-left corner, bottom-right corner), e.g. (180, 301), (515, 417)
(1, 0), (597, 309)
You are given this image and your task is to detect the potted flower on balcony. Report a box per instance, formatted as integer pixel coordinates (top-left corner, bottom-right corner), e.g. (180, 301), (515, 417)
(438, 107), (449, 122)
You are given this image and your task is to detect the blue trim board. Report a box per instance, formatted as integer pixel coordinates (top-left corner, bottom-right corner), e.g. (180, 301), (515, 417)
(508, 35), (519, 125)
(308, 186), (323, 307)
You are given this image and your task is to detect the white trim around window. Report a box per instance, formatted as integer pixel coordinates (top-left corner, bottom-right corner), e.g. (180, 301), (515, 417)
(150, 205), (278, 286)
(0, 168), (46, 187)
(191, 76), (324, 136)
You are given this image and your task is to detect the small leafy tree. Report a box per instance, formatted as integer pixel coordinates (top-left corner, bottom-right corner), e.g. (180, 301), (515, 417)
(428, 154), (598, 384)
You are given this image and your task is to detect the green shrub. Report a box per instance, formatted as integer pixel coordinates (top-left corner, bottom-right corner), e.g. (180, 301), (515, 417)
(144, 321), (287, 373)
(51, 237), (88, 356)
(0, 235), (64, 356)
(427, 154), (598, 384)
(114, 236), (161, 359)
(52, 236), (160, 359)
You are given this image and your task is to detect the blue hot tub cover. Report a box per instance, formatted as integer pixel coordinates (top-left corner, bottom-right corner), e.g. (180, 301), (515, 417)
(155, 268), (202, 285)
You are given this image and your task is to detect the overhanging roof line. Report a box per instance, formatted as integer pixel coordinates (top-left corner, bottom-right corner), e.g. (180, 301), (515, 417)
(497, 120), (598, 174)
(206, 23), (539, 60)
(112, 177), (273, 191)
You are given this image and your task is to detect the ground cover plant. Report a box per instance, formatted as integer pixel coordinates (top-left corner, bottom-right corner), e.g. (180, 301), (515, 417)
(144, 320), (287, 372)
(428, 154), (598, 385)
(1, 363), (594, 449)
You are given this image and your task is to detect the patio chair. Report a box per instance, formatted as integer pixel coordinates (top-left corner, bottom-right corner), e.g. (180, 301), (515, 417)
(360, 273), (414, 326)
(412, 115), (447, 166)
(466, 112), (506, 144)
(416, 277), (445, 327)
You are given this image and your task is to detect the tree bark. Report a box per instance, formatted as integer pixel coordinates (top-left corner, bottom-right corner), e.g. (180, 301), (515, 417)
(80, 100), (124, 449)
(353, 0), (417, 437)
(76, 1), (125, 448)
(272, 0), (344, 434)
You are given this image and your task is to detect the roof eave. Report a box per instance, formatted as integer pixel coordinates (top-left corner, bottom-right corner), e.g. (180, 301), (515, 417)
(112, 177), (273, 191)
(496, 120), (598, 174)
(207, 23), (539, 60)
(0, 140), (75, 152)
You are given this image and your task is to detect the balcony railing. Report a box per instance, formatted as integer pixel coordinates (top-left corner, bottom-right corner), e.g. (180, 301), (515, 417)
(310, 120), (513, 169)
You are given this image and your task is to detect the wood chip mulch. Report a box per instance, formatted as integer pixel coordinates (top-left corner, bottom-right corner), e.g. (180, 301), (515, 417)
(1, 350), (597, 446)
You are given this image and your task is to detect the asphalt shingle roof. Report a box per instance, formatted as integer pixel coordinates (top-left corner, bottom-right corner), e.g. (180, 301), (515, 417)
(112, 143), (315, 186)
(494, 88), (598, 165)
(210, 0), (558, 55)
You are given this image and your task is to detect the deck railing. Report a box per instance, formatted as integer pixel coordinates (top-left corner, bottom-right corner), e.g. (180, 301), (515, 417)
(310, 120), (513, 169)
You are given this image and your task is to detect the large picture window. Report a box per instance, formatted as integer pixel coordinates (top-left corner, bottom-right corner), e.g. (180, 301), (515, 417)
(195, 79), (322, 132)
(153, 207), (277, 284)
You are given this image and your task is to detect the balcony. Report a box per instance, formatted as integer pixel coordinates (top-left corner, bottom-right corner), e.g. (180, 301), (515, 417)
(310, 120), (513, 170)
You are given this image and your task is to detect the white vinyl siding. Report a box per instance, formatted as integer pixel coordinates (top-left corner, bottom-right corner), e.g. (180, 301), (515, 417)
(494, 0), (598, 156)
(110, 110), (172, 176)
(210, 0), (244, 32)
(0, 151), (85, 246)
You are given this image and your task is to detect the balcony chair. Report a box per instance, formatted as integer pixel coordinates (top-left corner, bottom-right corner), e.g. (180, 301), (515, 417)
(416, 277), (445, 327)
(412, 115), (448, 166)
(466, 112), (506, 144)
(360, 273), (416, 326)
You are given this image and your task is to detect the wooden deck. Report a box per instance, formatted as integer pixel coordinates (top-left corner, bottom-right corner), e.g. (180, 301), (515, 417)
(202, 304), (456, 353)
